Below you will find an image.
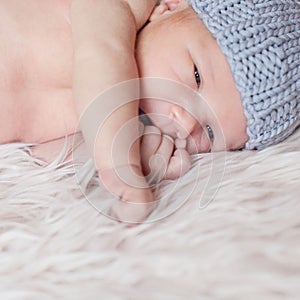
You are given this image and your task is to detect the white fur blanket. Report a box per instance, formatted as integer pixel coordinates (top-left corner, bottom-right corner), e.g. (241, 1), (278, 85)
(0, 128), (300, 300)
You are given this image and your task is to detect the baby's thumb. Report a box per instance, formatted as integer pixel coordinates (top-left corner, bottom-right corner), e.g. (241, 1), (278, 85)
(164, 149), (191, 180)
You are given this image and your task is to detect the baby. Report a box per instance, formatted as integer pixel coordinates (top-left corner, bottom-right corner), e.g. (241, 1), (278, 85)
(0, 0), (299, 222)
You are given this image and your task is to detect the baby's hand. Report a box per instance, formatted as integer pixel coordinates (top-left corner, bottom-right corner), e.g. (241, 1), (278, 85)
(98, 165), (156, 224)
(140, 124), (191, 184)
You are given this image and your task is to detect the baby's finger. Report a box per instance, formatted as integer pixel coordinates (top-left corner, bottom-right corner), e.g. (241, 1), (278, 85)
(140, 126), (162, 174)
(153, 134), (174, 161)
(147, 134), (174, 184)
(164, 149), (191, 180)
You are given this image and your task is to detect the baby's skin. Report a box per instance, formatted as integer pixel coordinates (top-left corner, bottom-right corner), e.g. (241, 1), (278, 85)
(0, 0), (191, 222)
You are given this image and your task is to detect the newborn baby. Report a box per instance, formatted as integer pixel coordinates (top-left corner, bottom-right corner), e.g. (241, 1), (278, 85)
(1, 0), (298, 223)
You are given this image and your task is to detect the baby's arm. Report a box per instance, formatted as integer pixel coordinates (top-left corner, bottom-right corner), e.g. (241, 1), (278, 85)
(140, 124), (192, 184)
(71, 0), (157, 222)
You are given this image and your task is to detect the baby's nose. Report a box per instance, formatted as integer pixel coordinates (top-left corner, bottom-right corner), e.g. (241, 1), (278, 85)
(171, 105), (197, 139)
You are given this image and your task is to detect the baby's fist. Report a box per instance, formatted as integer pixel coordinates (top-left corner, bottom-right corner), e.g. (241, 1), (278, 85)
(140, 125), (191, 184)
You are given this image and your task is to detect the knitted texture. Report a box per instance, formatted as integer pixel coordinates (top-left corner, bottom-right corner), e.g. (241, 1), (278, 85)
(188, 0), (300, 149)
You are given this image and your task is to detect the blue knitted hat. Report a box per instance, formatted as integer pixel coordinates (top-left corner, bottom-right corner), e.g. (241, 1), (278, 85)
(187, 0), (300, 149)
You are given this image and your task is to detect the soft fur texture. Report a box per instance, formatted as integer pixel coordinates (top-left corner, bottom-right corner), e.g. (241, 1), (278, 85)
(0, 128), (300, 300)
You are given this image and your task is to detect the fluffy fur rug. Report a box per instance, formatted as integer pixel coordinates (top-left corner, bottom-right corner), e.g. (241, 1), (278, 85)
(0, 128), (300, 300)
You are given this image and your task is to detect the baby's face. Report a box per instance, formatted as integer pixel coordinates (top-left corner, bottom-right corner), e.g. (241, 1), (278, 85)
(136, 1), (249, 153)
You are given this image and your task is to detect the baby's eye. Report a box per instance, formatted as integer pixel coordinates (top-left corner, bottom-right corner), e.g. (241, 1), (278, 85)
(194, 65), (201, 88)
(206, 125), (214, 143)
